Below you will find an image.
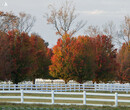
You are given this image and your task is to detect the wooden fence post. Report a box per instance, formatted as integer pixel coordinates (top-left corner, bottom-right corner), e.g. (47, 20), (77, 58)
(65, 84), (66, 92)
(110, 84), (112, 93)
(94, 82), (97, 92)
(115, 92), (118, 107)
(3, 84), (4, 91)
(126, 85), (128, 93)
(52, 90), (54, 104)
(21, 89), (24, 103)
(9, 84), (10, 91)
(83, 91), (86, 105)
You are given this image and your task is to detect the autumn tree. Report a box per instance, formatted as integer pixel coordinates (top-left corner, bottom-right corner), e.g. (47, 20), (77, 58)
(117, 42), (130, 82)
(0, 31), (13, 81)
(8, 30), (32, 84)
(93, 35), (119, 82)
(49, 35), (74, 83)
(0, 30), (32, 83)
(0, 11), (35, 33)
(30, 33), (52, 83)
(49, 34), (96, 83)
(0, 30), (51, 84)
(45, 0), (86, 37)
(50, 34), (119, 83)
(70, 36), (96, 83)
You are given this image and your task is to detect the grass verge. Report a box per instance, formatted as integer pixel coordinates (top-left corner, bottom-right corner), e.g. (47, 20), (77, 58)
(0, 103), (130, 110)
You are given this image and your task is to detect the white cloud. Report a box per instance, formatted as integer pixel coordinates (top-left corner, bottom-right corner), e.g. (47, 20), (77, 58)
(78, 9), (128, 17)
(79, 10), (106, 15)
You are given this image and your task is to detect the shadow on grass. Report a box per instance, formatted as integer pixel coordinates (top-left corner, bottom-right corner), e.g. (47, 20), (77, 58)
(0, 103), (129, 110)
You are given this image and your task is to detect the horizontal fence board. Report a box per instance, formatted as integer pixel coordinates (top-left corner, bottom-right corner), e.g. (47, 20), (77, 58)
(54, 97), (83, 101)
(55, 92), (83, 95)
(0, 96), (21, 99)
(24, 96), (51, 100)
(86, 98), (115, 102)
(86, 93), (115, 96)
(118, 100), (130, 103)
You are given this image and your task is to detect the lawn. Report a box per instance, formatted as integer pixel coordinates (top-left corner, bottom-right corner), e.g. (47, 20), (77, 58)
(0, 103), (130, 110)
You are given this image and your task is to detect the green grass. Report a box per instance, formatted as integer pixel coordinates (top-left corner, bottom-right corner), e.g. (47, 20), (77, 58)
(0, 103), (130, 110)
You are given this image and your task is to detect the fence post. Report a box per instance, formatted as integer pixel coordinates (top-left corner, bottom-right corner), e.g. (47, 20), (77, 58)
(107, 83), (109, 91)
(70, 84), (71, 91)
(94, 82), (97, 92)
(126, 85), (128, 93)
(74, 84), (75, 92)
(83, 84), (85, 91)
(83, 91), (86, 105)
(52, 90), (54, 104)
(9, 84), (10, 91)
(14, 84), (16, 91)
(56, 84), (57, 92)
(110, 84), (112, 93)
(61, 84), (62, 92)
(25, 84), (27, 90)
(115, 92), (118, 107)
(51, 84), (52, 91)
(21, 89), (24, 103)
(31, 84), (32, 90)
(46, 84), (48, 91)
(65, 84), (67, 92)
(3, 84), (4, 91)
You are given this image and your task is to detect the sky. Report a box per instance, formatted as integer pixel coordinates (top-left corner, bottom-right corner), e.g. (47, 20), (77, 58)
(0, 0), (130, 48)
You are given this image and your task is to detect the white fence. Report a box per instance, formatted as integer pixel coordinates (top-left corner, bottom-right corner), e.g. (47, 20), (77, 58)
(0, 90), (130, 107)
(0, 83), (129, 93)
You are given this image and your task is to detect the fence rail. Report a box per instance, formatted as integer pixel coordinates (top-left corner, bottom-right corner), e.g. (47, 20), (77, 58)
(0, 90), (130, 107)
(0, 83), (130, 93)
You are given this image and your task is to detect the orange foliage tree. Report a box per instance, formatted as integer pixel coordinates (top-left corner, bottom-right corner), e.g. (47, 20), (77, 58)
(49, 34), (119, 83)
(117, 42), (130, 82)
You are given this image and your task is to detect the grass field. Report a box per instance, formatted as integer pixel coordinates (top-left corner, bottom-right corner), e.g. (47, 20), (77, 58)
(0, 103), (130, 110)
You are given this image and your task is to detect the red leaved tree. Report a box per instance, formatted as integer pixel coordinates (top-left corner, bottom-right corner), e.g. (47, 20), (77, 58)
(30, 33), (52, 83)
(117, 42), (130, 83)
(49, 34), (96, 83)
(93, 35), (119, 83)
(49, 34), (119, 83)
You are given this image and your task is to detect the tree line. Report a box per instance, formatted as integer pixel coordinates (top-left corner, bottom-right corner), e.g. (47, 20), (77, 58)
(0, 1), (129, 83)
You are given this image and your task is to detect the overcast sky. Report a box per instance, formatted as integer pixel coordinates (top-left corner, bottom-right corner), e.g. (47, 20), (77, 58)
(0, 0), (130, 47)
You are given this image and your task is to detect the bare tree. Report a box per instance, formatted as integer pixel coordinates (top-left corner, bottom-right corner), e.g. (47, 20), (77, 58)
(119, 16), (130, 45)
(0, 11), (36, 33)
(85, 21), (119, 47)
(0, 11), (17, 32)
(102, 21), (116, 37)
(45, 0), (86, 37)
(85, 25), (101, 37)
(16, 12), (36, 33)
(102, 21), (120, 46)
